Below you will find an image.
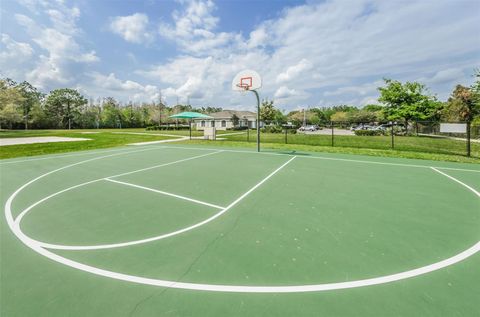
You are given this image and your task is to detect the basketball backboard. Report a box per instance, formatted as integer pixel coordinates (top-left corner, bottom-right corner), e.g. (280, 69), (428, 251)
(232, 70), (262, 91)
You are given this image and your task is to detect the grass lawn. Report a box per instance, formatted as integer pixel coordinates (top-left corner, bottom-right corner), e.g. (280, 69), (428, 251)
(220, 132), (480, 162)
(177, 139), (480, 164)
(0, 129), (176, 159)
(1, 129), (479, 164)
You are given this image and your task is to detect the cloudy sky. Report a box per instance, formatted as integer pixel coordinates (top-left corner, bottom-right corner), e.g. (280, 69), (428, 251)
(1, 0), (479, 111)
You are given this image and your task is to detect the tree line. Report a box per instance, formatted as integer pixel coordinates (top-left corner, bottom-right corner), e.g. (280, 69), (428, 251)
(1, 71), (479, 130)
(260, 72), (480, 132)
(0, 78), (222, 130)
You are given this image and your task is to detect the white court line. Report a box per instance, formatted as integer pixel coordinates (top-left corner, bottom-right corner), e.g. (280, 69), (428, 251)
(4, 154), (480, 292)
(0, 146), (154, 165)
(431, 167), (480, 197)
(108, 150), (221, 179)
(2, 142), (478, 172)
(111, 132), (185, 138)
(105, 178), (225, 210)
(13, 150), (224, 232)
(128, 137), (189, 146)
(161, 145), (480, 173)
(17, 155), (296, 250)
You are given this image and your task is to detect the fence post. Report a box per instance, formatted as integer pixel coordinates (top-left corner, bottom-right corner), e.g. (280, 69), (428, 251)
(331, 121), (334, 147)
(285, 126), (288, 144)
(247, 127), (249, 142)
(467, 121), (471, 157)
(390, 121), (394, 149)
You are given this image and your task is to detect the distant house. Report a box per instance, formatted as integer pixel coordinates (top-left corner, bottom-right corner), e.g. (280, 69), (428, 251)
(194, 110), (259, 131)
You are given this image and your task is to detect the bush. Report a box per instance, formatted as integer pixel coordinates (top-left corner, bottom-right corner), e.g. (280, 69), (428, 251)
(261, 125), (284, 133)
(354, 129), (383, 136)
(146, 125), (190, 131)
(231, 126), (249, 130)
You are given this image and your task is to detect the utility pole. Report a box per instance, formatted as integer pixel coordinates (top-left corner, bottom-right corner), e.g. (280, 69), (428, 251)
(303, 107), (307, 127)
(158, 91), (163, 127)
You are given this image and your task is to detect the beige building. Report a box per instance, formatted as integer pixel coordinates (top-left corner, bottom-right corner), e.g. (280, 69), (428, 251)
(194, 110), (258, 131)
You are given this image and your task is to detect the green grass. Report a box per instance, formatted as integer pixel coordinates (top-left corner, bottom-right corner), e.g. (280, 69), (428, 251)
(177, 139), (480, 164)
(218, 132), (480, 163)
(1, 129), (479, 164)
(0, 129), (175, 159)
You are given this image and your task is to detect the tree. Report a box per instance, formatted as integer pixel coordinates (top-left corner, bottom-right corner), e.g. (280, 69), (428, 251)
(348, 110), (378, 123)
(231, 114), (240, 127)
(201, 106), (222, 114)
(260, 100), (276, 123)
(16, 81), (44, 130)
(101, 97), (122, 128)
(45, 88), (87, 129)
(444, 85), (478, 122)
(310, 108), (328, 123)
(378, 79), (440, 132)
(0, 80), (25, 129)
(29, 103), (51, 128)
(447, 84), (479, 156)
(273, 110), (287, 125)
(330, 111), (349, 122)
(0, 104), (23, 129)
(363, 104), (384, 112)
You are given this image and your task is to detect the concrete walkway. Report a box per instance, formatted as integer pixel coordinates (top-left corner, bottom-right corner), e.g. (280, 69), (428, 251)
(0, 137), (91, 146)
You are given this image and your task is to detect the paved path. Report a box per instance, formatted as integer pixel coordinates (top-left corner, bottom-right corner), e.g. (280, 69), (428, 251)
(0, 137), (91, 146)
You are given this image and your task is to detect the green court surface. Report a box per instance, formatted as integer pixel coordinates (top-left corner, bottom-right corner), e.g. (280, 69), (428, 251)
(1, 144), (479, 316)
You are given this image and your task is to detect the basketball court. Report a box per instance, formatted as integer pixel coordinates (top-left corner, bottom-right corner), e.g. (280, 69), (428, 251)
(1, 144), (479, 316)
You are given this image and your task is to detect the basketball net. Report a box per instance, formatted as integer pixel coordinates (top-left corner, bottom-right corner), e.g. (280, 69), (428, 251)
(236, 83), (250, 95)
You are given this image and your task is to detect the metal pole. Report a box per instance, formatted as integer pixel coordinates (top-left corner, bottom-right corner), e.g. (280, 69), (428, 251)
(331, 121), (334, 146)
(466, 121), (471, 157)
(391, 122), (394, 149)
(285, 126), (288, 144)
(252, 90), (261, 152)
(189, 119), (192, 140)
(247, 126), (249, 142)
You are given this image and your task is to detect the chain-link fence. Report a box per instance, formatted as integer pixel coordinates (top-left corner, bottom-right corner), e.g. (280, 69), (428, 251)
(221, 120), (479, 158)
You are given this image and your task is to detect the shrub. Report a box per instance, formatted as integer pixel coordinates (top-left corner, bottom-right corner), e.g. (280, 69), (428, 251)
(146, 125), (190, 131)
(354, 129), (383, 136)
(261, 125), (284, 133)
(231, 126), (249, 130)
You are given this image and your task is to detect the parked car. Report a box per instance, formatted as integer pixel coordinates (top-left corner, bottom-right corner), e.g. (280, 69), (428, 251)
(373, 124), (389, 131)
(352, 124), (374, 131)
(299, 125), (319, 132)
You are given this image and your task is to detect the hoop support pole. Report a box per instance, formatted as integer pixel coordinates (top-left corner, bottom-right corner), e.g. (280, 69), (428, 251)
(250, 89), (261, 152)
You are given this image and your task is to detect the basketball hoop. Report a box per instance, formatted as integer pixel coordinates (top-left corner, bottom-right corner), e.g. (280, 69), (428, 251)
(232, 70), (261, 92)
(236, 83), (250, 91)
(232, 69), (262, 152)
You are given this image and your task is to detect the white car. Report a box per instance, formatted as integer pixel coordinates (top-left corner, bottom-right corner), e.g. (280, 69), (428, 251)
(299, 125), (319, 132)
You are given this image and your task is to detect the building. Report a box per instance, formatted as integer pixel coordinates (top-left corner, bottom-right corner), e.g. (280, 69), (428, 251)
(194, 110), (258, 131)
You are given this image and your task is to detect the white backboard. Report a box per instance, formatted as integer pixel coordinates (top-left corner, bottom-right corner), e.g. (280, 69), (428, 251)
(440, 123), (467, 133)
(232, 70), (262, 91)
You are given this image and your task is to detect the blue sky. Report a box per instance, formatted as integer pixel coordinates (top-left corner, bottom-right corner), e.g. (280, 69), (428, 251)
(1, 0), (479, 111)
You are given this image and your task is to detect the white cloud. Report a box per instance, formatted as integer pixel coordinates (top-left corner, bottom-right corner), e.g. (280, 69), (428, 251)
(428, 68), (466, 85)
(276, 59), (313, 84)
(86, 72), (159, 102)
(247, 27), (268, 48)
(109, 13), (153, 44)
(159, 0), (238, 55)
(0, 34), (34, 64)
(274, 86), (299, 99)
(13, 5), (99, 89)
(324, 81), (383, 97)
(6, 0), (480, 108)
